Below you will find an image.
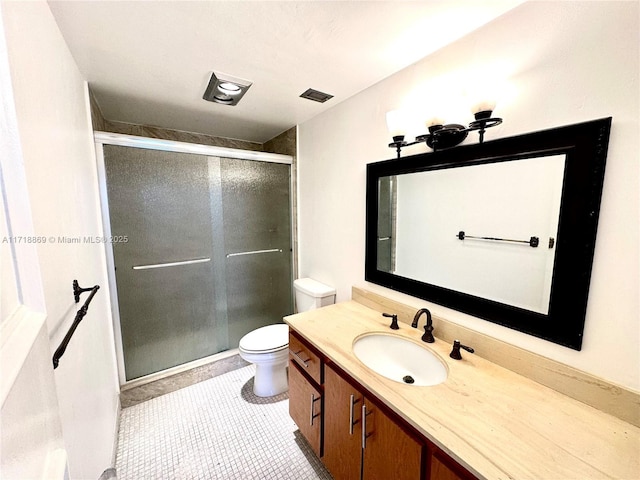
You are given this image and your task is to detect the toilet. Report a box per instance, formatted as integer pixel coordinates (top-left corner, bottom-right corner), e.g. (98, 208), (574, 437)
(238, 278), (336, 397)
(238, 323), (289, 397)
(293, 277), (336, 313)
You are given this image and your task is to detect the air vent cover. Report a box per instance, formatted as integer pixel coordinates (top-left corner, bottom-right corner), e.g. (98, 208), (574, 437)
(300, 88), (334, 103)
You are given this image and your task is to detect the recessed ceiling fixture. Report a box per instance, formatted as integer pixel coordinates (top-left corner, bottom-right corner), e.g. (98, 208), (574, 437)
(300, 88), (334, 103)
(203, 71), (252, 106)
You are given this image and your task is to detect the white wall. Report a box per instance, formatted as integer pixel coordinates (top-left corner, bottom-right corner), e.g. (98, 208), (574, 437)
(298, 1), (639, 390)
(1, 2), (66, 477)
(2, 1), (120, 478)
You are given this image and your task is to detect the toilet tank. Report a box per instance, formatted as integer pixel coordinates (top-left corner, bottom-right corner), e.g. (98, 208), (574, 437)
(294, 278), (336, 312)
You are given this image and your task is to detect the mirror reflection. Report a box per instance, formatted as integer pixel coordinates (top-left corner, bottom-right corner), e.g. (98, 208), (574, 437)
(377, 154), (566, 314)
(367, 117), (611, 349)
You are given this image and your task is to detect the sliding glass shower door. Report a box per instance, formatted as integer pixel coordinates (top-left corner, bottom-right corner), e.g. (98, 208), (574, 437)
(219, 158), (293, 346)
(103, 145), (292, 381)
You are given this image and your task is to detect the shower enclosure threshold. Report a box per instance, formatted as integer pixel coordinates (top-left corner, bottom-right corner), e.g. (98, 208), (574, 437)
(121, 348), (241, 391)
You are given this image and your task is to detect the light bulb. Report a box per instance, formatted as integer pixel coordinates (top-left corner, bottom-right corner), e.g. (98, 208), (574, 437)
(425, 116), (445, 128)
(471, 99), (497, 116)
(386, 110), (409, 140)
(218, 82), (241, 94)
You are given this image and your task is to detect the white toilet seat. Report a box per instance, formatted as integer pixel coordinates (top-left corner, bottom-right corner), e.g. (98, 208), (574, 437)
(239, 324), (289, 353)
(240, 344), (288, 354)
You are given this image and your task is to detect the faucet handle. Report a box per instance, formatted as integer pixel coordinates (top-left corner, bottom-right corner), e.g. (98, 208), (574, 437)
(382, 312), (399, 330)
(450, 340), (474, 360)
(421, 324), (435, 343)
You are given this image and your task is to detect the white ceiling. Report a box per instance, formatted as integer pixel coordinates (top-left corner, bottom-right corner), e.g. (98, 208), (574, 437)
(48, 1), (524, 144)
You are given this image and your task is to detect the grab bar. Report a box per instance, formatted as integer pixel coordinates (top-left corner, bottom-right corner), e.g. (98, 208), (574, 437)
(226, 248), (282, 258)
(132, 257), (211, 270)
(53, 281), (100, 369)
(457, 230), (539, 248)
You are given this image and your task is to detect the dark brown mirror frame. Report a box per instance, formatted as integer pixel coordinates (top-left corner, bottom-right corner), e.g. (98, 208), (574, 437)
(365, 117), (612, 350)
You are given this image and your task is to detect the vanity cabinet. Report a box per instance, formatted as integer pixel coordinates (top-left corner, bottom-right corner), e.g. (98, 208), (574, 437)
(289, 332), (322, 384)
(428, 451), (476, 480)
(323, 364), (422, 480)
(361, 395), (423, 480)
(288, 360), (322, 456)
(288, 331), (323, 456)
(323, 365), (364, 480)
(288, 330), (476, 480)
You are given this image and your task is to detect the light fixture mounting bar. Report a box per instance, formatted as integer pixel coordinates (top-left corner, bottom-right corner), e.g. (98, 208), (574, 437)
(388, 110), (503, 157)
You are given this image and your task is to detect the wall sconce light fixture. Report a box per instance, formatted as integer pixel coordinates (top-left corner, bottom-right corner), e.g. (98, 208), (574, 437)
(387, 102), (503, 158)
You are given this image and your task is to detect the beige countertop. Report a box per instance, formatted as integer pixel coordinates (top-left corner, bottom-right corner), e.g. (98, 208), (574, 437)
(284, 301), (640, 480)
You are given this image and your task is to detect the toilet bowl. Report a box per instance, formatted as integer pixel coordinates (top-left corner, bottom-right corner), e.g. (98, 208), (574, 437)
(238, 324), (289, 397)
(239, 278), (336, 397)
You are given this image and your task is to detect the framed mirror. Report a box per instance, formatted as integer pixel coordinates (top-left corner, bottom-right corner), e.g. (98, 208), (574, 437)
(365, 118), (612, 350)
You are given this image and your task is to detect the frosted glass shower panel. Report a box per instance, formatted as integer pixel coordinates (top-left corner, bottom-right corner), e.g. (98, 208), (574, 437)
(220, 158), (293, 346)
(104, 145), (227, 381)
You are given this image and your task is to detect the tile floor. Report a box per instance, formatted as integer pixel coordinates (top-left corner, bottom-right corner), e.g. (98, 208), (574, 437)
(116, 362), (334, 479)
(120, 354), (250, 408)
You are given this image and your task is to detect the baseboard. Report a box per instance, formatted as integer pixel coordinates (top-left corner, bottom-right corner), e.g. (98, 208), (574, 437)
(110, 395), (121, 467)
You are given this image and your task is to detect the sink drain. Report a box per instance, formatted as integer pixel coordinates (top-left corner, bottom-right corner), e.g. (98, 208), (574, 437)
(402, 375), (415, 384)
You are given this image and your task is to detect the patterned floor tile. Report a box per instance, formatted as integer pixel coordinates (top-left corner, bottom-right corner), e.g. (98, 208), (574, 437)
(116, 365), (333, 480)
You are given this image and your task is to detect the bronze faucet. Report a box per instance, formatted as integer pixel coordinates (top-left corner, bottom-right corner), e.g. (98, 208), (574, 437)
(450, 340), (474, 360)
(412, 308), (434, 343)
(382, 312), (399, 330)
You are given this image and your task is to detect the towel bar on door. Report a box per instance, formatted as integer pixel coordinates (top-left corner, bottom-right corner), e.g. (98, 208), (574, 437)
(53, 281), (100, 369)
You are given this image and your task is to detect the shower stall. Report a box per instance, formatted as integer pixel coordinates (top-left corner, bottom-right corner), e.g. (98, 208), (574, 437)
(94, 133), (293, 384)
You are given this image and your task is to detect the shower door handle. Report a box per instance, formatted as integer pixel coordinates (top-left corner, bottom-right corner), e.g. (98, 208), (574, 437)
(132, 257), (211, 270)
(226, 248), (282, 258)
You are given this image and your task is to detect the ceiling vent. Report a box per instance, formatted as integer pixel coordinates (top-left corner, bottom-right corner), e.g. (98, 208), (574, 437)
(203, 71), (252, 106)
(300, 88), (334, 103)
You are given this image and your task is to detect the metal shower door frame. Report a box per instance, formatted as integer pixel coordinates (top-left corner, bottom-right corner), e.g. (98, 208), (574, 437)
(93, 132), (293, 387)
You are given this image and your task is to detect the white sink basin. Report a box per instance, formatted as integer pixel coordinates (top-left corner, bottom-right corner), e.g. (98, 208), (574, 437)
(353, 333), (447, 386)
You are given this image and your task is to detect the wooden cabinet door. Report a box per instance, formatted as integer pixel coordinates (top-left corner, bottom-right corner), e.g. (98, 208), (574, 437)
(289, 362), (322, 456)
(362, 397), (423, 480)
(323, 365), (362, 480)
(430, 455), (464, 480)
(428, 450), (477, 480)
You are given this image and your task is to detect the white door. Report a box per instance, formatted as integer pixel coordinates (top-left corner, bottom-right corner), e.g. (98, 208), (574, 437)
(0, 8), (67, 478)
